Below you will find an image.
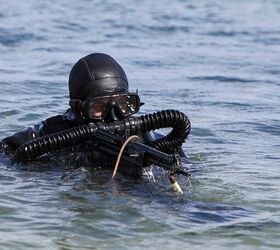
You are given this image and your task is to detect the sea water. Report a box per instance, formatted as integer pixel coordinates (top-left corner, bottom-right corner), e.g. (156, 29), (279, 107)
(0, 0), (279, 249)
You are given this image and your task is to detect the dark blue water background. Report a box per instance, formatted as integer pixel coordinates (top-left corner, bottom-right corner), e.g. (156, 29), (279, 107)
(0, 0), (280, 249)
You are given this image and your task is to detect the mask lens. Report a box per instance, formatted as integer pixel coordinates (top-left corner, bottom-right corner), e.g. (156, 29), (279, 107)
(115, 95), (139, 115)
(87, 98), (108, 119)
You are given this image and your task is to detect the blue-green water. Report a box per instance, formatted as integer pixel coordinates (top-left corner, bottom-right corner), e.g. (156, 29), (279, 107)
(0, 0), (280, 249)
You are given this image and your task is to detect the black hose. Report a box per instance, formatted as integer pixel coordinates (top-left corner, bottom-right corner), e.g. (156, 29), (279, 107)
(13, 110), (191, 163)
(137, 110), (191, 152)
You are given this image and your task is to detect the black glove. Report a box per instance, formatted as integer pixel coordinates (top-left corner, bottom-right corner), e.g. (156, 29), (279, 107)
(0, 127), (39, 155)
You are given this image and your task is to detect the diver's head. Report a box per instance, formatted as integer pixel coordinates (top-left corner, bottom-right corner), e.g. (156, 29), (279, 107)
(69, 53), (140, 122)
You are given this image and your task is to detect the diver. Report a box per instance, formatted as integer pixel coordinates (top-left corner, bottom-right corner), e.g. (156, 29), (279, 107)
(0, 53), (191, 178)
(1, 53), (138, 152)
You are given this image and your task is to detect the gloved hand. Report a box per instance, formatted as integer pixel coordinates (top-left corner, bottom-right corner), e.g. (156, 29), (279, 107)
(0, 138), (15, 155)
(0, 127), (39, 155)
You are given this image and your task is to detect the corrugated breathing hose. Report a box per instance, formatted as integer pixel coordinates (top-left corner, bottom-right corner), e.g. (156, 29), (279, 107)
(13, 110), (191, 163)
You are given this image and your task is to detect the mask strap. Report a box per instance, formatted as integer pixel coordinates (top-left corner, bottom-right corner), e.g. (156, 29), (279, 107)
(69, 99), (83, 112)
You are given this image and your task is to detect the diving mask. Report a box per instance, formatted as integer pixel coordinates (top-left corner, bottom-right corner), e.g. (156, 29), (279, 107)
(69, 93), (140, 120)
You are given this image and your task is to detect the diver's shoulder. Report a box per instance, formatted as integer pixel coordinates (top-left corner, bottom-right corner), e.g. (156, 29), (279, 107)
(42, 109), (85, 135)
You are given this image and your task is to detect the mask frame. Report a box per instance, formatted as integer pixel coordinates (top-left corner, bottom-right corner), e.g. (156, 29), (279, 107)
(69, 92), (141, 121)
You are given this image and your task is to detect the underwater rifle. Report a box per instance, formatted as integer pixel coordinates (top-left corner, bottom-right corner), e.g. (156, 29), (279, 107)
(92, 128), (191, 177)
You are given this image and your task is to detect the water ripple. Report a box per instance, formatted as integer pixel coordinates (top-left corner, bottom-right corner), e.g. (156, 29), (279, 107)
(0, 28), (44, 47)
(188, 75), (257, 83)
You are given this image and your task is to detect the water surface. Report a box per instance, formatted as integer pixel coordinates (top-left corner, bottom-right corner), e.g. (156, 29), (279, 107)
(0, 0), (280, 249)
